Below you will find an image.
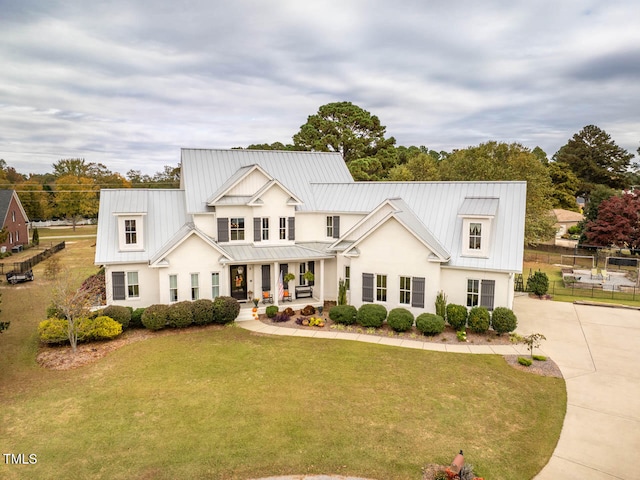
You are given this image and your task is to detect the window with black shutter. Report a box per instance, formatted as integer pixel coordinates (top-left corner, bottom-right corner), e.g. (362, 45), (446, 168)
(112, 271), (125, 300)
(288, 217), (295, 240)
(217, 217), (229, 242)
(254, 217), (261, 242)
(480, 280), (495, 310)
(411, 277), (425, 308)
(333, 216), (340, 238)
(307, 261), (315, 286)
(261, 265), (271, 291)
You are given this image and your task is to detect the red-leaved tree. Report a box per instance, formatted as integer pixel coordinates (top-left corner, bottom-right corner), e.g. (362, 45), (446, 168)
(584, 193), (640, 248)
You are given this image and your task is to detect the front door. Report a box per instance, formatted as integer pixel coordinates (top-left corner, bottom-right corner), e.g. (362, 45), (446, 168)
(230, 264), (247, 301)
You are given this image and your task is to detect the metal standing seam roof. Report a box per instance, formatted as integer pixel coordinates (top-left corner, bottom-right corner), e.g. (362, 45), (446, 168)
(217, 244), (335, 263)
(457, 197), (499, 217)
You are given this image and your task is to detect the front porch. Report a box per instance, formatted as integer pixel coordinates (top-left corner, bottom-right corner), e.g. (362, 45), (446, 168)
(236, 298), (326, 321)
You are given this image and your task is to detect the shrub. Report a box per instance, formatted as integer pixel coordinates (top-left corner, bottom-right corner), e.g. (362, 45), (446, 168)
(518, 357), (533, 366)
(528, 271), (549, 297)
(102, 305), (131, 330)
(387, 308), (414, 332)
(416, 313), (445, 336)
(435, 290), (447, 319)
(265, 305), (279, 318)
(491, 307), (517, 334)
(301, 304), (316, 316)
(130, 308), (145, 329)
(446, 304), (468, 330)
(192, 299), (215, 325)
(283, 307), (295, 317)
(273, 312), (290, 323)
(46, 302), (65, 319)
(533, 354), (547, 361)
(212, 296), (240, 324)
(167, 301), (194, 328)
(468, 307), (490, 333)
(356, 304), (387, 328)
(38, 318), (69, 344)
(141, 304), (169, 331)
(84, 316), (122, 340)
(329, 305), (357, 325)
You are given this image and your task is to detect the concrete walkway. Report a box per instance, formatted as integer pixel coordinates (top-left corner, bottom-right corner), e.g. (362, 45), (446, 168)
(239, 296), (640, 480)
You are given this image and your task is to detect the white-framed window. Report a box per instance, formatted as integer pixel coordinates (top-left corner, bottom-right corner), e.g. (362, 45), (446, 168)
(125, 219), (137, 244)
(399, 276), (411, 304)
(9, 232), (12, 243)
(261, 217), (269, 241)
(169, 274), (178, 302)
(127, 272), (139, 298)
(279, 217), (286, 240)
(326, 216), (333, 237)
(191, 273), (200, 300)
(12, 211), (16, 222)
(345, 266), (350, 291)
(467, 279), (480, 307)
(299, 263), (306, 285)
(469, 222), (482, 250)
(230, 218), (245, 241)
(16, 231), (19, 242)
(211, 272), (220, 299)
(376, 274), (387, 302)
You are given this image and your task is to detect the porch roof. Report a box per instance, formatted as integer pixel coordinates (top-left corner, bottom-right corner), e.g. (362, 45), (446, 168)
(218, 243), (335, 264)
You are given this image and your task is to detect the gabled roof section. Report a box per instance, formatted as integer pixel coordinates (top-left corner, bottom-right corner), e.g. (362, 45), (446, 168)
(149, 222), (230, 267)
(206, 164), (272, 206)
(458, 197), (499, 217)
(181, 149), (353, 213)
(247, 179), (303, 206)
(0, 190), (29, 225)
(334, 198), (450, 262)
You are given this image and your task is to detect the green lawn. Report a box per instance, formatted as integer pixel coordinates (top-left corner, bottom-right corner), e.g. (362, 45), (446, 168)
(0, 241), (566, 480)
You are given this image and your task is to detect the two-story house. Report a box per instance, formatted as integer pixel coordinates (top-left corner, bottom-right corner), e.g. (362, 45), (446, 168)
(0, 190), (30, 252)
(95, 149), (526, 314)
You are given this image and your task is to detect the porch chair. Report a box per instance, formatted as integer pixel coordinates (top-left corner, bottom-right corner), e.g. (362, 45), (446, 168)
(601, 269), (610, 281)
(282, 289), (292, 302)
(590, 268), (599, 279)
(261, 290), (273, 304)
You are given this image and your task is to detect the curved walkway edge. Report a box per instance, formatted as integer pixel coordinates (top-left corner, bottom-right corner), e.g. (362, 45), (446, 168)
(238, 296), (640, 480)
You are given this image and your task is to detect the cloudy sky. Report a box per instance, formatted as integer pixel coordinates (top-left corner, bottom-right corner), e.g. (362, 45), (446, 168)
(1, 0), (639, 176)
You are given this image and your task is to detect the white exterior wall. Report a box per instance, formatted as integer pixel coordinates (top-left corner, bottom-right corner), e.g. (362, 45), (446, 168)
(440, 267), (513, 309)
(347, 217), (443, 315)
(250, 186), (296, 244)
(295, 212), (365, 242)
(231, 168), (269, 195)
(105, 263), (159, 308)
(192, 213), (216, 237)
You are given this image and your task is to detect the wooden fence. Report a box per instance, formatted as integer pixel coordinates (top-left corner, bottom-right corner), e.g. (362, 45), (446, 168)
(0, 242), (65, 275)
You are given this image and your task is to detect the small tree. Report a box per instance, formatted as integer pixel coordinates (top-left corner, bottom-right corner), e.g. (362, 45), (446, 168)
(44, 255), (62, 280)
(527, 271), (549, 298)
(337, 279), (347, 305)
(519, 333), (547, 359)
(50, 271), (103, 353)
(32, 227), (40, 246)
(435, 290), (447, 319)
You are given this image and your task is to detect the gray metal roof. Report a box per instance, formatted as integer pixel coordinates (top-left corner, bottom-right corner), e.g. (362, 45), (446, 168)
(310, 181), (526, 272)
(218, 244), (335, 263)
(458, 197), (499, 216)
(181, 149), (353, 213)
(95, 189), (189, 264)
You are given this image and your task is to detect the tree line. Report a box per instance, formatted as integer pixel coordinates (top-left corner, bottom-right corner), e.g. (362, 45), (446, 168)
(1, 101), (638, 246)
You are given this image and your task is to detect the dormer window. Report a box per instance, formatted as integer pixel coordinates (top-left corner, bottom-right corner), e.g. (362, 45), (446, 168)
(469, 223), (482, 250)
(116, 214), (145, 251)
(458, 197), (498, 258)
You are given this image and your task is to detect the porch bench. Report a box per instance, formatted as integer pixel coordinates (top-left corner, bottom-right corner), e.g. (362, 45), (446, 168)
(295, 285), (313, 299)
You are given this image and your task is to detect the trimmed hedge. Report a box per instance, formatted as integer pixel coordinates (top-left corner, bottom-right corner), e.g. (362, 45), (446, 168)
(130, 308), (145, 329)
(387, 308), (414, 332)
(38, 318), (69, 344)
(416, 313), (445, 336)
(167, 301), (194, 328)
(141, 304), (169, 331)
(212, 296), (240, 324)
(329, 305), (357, 325)
(265, 305), (279, 318)
(38, 316), (122, 344)
(491, 307), (517, 334)
(468, 306), (490, 333)
(192, 299), (215, 325)
(356, 304), (387, 328)
(102, 305), (131, 330)
(446, 304), (468, 330)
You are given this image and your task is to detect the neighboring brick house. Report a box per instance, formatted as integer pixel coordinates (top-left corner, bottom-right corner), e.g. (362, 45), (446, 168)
(0, 190), (30, 252)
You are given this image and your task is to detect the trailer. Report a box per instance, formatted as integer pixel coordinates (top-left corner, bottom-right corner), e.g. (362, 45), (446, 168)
(6, 270), (34, 284)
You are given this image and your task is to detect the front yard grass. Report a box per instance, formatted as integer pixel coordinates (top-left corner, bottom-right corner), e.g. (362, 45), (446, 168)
(0, 242), (566, 480)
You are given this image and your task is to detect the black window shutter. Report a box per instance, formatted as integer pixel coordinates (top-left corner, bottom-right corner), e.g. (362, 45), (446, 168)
(480, 280), (495, 310)
(288, 217), (295, 240)
(261, 265), (271, 291)
(362, 273), (374, 302)
(217, 217), (229, 242)
(112, 272), (125, 300)
(254, 217), (261, 242)
(307, 261), (315, 286)
(280, 263), (288, 279)
(411, 277), (425, 308)
(332, 216), (340, 238)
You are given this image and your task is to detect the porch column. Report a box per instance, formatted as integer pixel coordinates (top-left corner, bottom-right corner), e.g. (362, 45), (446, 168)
(319, 259), (325, 305)
(273, 261), (279, 307)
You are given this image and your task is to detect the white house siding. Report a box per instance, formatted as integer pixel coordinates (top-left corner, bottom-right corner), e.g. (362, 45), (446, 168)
(347, 217), (443, 316)
(295, 212), (367, 243)
(192, 213), (216, 238)
(160, 234), (228, 304)
(440, 267), (514, 310)
(230, 168), (270, 195)
(250, 186), (296, 244)
(105, 263), (159, 308)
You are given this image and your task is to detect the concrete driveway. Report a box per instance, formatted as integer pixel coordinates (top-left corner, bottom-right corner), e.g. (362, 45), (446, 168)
(514, 296), (640, 480)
